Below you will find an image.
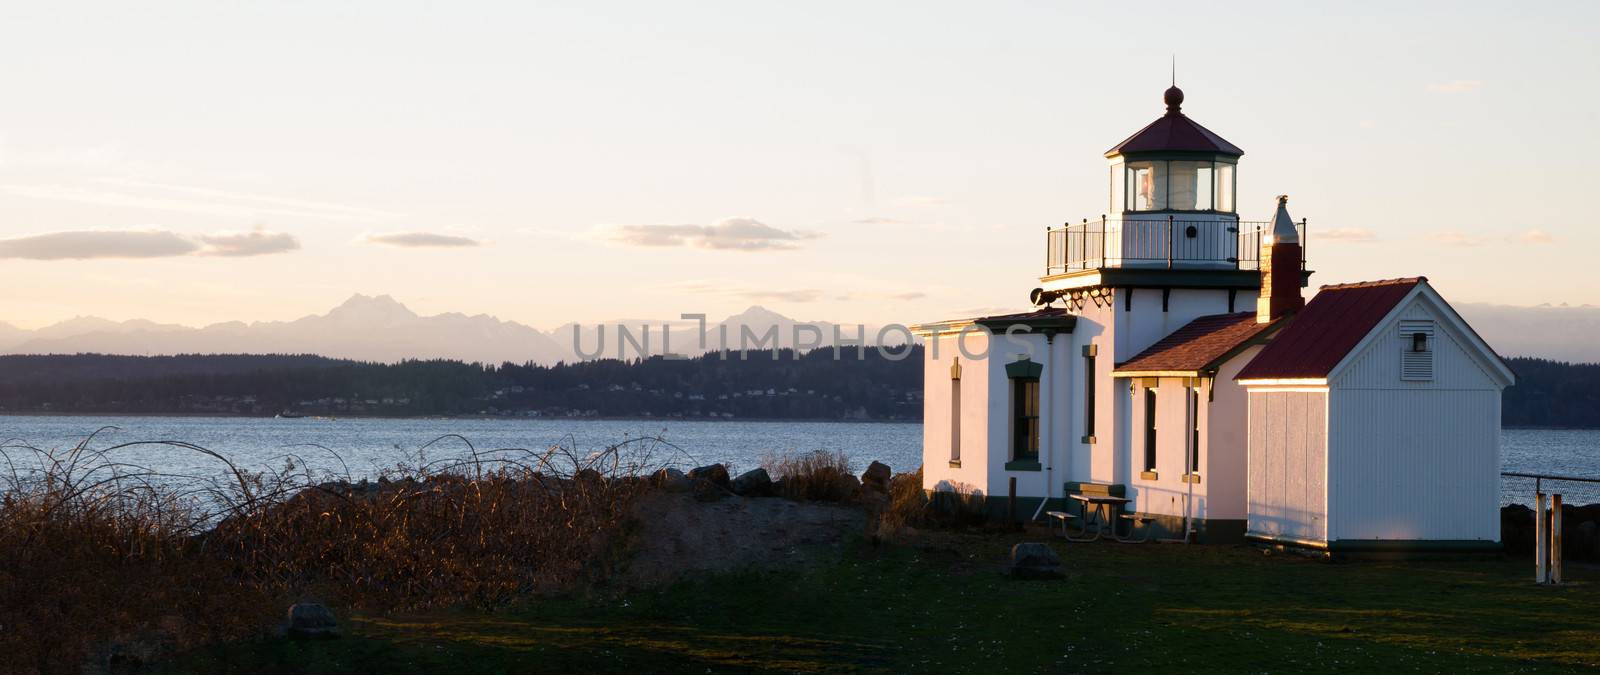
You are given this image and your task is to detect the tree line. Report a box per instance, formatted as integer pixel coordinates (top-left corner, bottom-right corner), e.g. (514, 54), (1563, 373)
(0, 352), (1591, 427)
(0, 348), (923, 421)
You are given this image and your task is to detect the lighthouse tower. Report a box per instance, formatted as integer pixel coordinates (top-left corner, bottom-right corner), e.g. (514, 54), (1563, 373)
(1030, 84), (1308, 510)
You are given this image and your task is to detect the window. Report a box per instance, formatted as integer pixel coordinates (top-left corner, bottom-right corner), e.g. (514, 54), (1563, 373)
(1168, 161), (1213, 211)
(950, 360), (961, 464)
(1215, 163), (1235, 212)
(1082, 344), (1097, 443)
(1125, 162), (1165, 211)
(1188, 386), (1200, 474)
(1143, 386), (1157, 473)
(1400, 320), (1435, 381)
(1012, 378), (1040, 462)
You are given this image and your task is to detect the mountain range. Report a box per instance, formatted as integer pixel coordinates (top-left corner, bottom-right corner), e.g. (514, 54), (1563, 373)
(0, 295), (1595, 365)
(0, 295), (891, 366)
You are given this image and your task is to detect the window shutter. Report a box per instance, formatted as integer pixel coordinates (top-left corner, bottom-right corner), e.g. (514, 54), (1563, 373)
(1399, 320), (1435, 381)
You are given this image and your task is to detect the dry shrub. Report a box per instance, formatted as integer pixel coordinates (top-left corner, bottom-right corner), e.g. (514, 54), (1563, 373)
(762, 450), (856, 502)
(0, 430), (671, 673)
(872, 468), (989, 537)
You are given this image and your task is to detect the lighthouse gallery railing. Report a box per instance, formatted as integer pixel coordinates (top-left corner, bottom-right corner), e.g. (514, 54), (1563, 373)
(1045, 216), (1307, 275)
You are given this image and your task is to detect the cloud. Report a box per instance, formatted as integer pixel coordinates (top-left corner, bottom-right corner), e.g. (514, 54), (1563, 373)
(197, 228), (301, 256)
(363, 231), (481, 248)
(1519, 229), (1554, 244)
(1426, 80), (1483, 94)
(0, 228), (303, 260)
(1315, 227), (1378, 243)
(606, 218), (821, 251)
(1427, 231), (1484, 247)
(741, 289), (825, 303)
(889, 291), (926, 301)
(0, 230), (199, 260)
(852, 217), (907, 225)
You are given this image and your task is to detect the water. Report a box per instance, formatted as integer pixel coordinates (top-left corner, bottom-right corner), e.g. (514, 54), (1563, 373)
(0, 415), (1593, 507)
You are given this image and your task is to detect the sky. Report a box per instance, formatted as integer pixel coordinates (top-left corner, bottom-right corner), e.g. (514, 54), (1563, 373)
(0, 1), (1596, 331)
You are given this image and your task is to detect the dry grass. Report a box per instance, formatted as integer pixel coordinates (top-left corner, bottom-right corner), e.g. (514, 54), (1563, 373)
(873, 468), (988, 537)
(0, 429), (672, 673)
(760, 450), (857, 502)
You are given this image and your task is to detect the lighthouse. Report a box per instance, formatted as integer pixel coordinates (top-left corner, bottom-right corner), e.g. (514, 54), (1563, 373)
(911, 84), (1510, 549)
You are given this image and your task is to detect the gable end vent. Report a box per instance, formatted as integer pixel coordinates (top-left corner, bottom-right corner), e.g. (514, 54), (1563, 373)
(1399, 319), (1435, 381)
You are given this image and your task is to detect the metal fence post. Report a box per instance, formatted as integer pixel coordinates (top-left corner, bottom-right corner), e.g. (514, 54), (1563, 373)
(1099, 216), (1107, 267)
(1167, 215), (1174, 269)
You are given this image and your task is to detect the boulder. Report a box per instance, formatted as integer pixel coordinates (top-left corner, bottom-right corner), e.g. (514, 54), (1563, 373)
(286, 601), (340, 639)
(1578, 521), (1597, 561)
(688, 463), (730, 488)
(1501, 504), (1534, 555)
(655, 468), (694, 493)
(574, 468), (604, 483)
(862, 461), (892, 492)
(731, 468), (774, 497)
(1008, 542), (1063, 580)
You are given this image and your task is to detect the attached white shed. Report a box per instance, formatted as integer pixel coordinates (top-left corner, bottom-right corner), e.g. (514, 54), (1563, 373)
(1236, 277), (1515, 553)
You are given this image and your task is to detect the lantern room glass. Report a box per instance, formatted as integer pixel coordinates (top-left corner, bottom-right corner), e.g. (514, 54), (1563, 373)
(1122, 159), (1236, 213)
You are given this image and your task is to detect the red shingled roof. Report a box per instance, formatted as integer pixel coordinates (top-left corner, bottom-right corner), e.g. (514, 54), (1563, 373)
(1235, 278), (1426, 380)
(1106, 112), (1244, 157)
(1115, 312), (1279, 374)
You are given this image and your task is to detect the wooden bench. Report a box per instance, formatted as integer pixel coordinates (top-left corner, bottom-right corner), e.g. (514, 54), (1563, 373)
(1117, 513), (1155, 543)
(1044, 510), (1077, 539)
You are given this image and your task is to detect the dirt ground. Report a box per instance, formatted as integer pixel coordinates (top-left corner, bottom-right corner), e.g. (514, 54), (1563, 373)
(622, 491), (868, 587)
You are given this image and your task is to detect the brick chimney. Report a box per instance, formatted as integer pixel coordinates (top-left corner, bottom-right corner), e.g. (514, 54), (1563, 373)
(1257, 195), (1304, 323)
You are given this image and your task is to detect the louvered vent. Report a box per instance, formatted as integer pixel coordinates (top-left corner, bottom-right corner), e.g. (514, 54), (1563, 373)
(1399, 319), (1435, 381)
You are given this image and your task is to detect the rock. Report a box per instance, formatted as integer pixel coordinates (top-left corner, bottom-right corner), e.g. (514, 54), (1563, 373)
(1008, 542), (1063, 579)
(656, 468), (693, 493)
(862, 461), (892, 492)
(731, 468), (774, 496)
(286, 601), (340, 639)
(688, 463), (730, 488)
(575, 468), (604, 483)
(837, 472), (863, 500)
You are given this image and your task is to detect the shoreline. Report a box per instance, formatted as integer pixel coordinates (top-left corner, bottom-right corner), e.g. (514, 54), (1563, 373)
(0, 412), (1588, 430)
(0, 412), (921, 424)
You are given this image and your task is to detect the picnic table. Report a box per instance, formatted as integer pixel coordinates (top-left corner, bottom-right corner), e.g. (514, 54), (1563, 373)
(1067, 493), (1131, 542)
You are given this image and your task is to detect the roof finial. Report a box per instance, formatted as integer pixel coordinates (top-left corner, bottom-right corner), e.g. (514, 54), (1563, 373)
(1163, 55), (1183, 113)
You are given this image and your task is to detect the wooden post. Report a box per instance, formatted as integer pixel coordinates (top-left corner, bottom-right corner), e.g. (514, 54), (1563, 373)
(1004, 473), (1017, 527)
(1552, 494), (1563, 585)
(1535, 492), (1547, 584)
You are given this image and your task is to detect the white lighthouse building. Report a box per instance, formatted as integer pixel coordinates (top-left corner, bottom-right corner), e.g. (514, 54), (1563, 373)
(913, 86), (1512, 551)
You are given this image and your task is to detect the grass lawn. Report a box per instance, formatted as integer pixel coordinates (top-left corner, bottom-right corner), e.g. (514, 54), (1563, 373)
(167, 532), (1600, 674)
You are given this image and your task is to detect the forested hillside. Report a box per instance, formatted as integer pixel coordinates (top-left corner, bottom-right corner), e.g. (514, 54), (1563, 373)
(0, 352), (1591, 426)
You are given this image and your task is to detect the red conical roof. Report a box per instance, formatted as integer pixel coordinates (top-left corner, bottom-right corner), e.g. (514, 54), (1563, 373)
(1105, 86), (1243, 158)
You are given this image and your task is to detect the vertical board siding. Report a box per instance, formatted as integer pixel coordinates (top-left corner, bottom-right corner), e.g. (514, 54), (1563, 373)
(1327, 296), (1502, 542)
(1336, 300), (1499, 392)
(1328, 389), (1500, 541)
(1247, 390), (1328, 541)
